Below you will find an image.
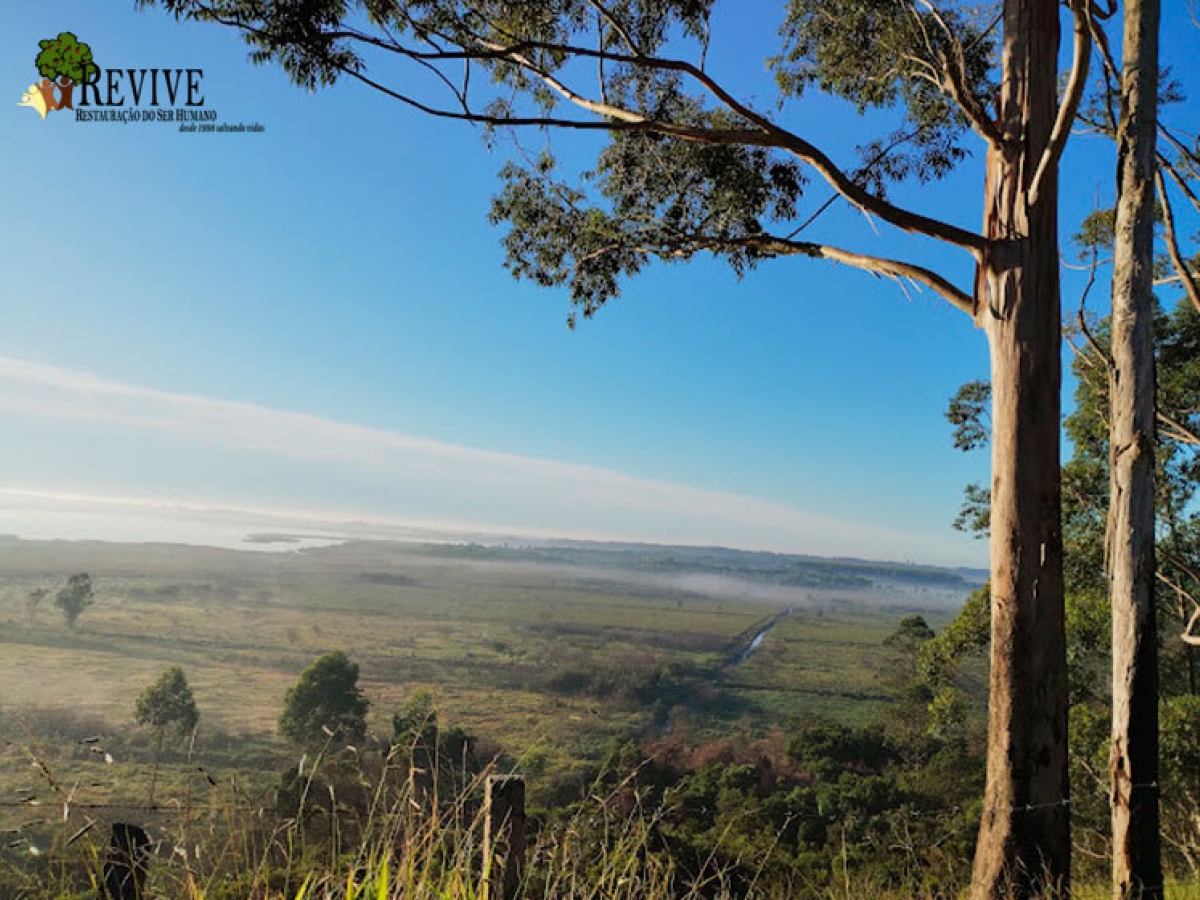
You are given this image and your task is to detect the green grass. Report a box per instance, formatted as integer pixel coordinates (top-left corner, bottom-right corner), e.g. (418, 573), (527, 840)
(0, 538), (1194, 898)
(0, 538), (950, 788)
(0, 536), (978, 896)
(4, 741), (1196, 900)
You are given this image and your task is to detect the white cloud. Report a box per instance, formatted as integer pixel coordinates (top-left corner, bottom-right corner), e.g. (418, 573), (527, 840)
(0, 356), (978, 564)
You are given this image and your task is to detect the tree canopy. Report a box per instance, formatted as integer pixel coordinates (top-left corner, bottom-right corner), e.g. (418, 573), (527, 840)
(54, 573), (94, 629)
(279, 650), (369, 748)
(135, 666), (200, 738)
(142, 0), (1011, 324)
(35, 32), (97, 85)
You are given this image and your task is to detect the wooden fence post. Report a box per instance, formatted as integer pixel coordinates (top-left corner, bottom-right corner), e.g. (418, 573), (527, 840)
(100, 822), (149, 900)
(482, 775), (525, 900)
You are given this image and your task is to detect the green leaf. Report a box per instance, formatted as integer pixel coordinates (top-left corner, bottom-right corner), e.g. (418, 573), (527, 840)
(376, 855), (389, 900)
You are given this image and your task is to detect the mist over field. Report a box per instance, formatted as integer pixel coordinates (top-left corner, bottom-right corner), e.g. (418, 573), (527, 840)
(0, 529), (978, 742)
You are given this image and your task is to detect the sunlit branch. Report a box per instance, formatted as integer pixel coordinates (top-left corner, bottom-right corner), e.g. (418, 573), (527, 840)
(1029, 0), (1091, 207)
(913, 0), (1006, 150)
(211, 8), (992, 258)
(676, 232), (975, 316)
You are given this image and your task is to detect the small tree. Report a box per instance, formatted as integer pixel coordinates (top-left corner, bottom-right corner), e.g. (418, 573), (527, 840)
(33, 32), (97, 111)
(135, 666), (200, 806)
(392, 690), (478, 797)
(54, 573), (94, 629)
(279, 651), (369, 749)
(135, 666), (200, 737)
(392, 689), (439, 766)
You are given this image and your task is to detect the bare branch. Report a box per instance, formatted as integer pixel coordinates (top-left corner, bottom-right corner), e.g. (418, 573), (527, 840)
(1160, 565), (1200, 646)
(339, 63), (769, 142)
(1071, 237), (1114, 369)
(1184, 606), (1200, 647)
(680, 233), (976, 316)
(1156, 169), (1200, 316)
(584, 0), (641, 56)
(785, 129), (920, 239)
(913, 0), (1007, 150)
(1159, 125), (1200, 181)
(1160, 148), (1200, 215)
(1158, 410), (1200, 447)
(1029, 0), (1091, 207)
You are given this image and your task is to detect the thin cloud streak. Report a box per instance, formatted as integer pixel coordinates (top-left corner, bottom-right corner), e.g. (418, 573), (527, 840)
(0, 356), (975, 563)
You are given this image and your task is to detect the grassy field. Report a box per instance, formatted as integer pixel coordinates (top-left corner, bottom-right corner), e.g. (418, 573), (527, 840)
(2, 537), (1197, 898)
(0, 536), (965, 808)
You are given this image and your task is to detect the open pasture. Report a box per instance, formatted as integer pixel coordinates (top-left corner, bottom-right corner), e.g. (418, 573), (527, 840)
(0, 537), (970, 805)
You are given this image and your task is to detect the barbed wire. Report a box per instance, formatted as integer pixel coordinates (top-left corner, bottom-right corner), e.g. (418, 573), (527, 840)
(0, 800), (276, 814)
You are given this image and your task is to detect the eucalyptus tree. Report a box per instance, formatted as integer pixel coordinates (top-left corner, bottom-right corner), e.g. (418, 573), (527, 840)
(1105, 0), (1162, 893)
(135, 666), (201, 806)
(143, 1), (1101, 893)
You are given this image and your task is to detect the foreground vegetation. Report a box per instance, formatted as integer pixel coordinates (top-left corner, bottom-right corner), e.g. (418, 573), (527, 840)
(0, 537), (1197, 897)
(3, 684), (1198, 899)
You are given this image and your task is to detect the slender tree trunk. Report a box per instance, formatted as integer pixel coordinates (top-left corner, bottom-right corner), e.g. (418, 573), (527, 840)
(970, 1), (1069, 896)
(1109, 0), (1162, 895)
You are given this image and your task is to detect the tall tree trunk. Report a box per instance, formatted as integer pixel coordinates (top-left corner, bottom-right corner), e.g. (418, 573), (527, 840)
(970, 0), (1069, 896)
(1109, 0), (1162, 895)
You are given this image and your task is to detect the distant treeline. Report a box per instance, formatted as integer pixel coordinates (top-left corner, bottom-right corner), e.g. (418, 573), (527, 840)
(417, 542), (977, 591)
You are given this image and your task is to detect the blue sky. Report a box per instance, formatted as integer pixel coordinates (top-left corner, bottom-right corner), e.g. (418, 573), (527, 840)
(0, 2), (1196, 567)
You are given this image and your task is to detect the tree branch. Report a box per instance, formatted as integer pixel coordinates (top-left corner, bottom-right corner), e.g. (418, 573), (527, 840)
(182, 5), (992, 256)
(266, 21), (992, 257)
(457, 38), (991, 255)
(339, 63), (770, 142)
(1159, 125), (1200, 182)
(1157, 409), (1200, 447)
(1184, 606), (1200, 647)
(679, 233), (976, 316)
(912, 0), (1007, 150)
(1028, 0), (1091, 207)
(1071, 240), (1114, 369)
(583, 0), (641, 56)
(1160, 564), (1200, 646)
(1159, 147), (1200, 215)
(1156, 168), (1200, 316)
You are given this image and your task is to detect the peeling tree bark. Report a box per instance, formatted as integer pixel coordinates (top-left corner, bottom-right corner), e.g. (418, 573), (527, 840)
(1109, 0), (1162, 896)
(970, 0), (1070, 896)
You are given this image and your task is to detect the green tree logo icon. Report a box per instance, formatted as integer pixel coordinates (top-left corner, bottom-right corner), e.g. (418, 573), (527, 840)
(18, 32), (97, 119)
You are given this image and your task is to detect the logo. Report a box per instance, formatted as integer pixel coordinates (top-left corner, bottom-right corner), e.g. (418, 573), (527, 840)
(19, 32), (97, 119)
(18, 31), (264, 134)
